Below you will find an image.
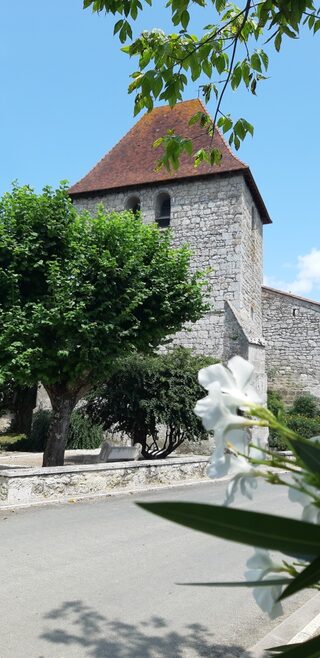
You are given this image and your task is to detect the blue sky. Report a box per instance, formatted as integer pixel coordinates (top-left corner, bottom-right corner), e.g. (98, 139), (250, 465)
(1, 1), (320, 300)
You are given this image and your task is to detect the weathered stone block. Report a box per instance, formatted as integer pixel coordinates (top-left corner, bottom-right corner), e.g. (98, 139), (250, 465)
(99, 440), (142, 462)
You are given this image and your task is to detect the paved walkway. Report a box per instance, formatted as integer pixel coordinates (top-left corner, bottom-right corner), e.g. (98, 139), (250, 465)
(0, 448), (101, 468)
(0, 480), (313, 657)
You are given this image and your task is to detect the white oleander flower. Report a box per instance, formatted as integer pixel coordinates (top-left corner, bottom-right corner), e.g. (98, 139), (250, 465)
(207, 450), (244, 478)
(225, 459), (258, 505)
(195, 356), (266, 488)
(195, 356), (262, 435)
(288, 478), (320, 524)
(245, 549), (285, 618)
(198, 355), (262, 412)
(195, 356), (262, 462)
(194, 380), (255, 447)
(208, 451), (258, 504)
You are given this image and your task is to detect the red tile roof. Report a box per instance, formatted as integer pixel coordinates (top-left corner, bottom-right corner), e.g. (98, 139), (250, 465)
(69, 99), (271, 224)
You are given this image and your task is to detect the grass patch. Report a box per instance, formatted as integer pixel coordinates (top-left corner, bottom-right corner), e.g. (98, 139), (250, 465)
(0, 434), (26, 451)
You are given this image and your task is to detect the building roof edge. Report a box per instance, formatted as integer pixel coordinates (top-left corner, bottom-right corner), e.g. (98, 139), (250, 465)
(262, 285), (320, 308)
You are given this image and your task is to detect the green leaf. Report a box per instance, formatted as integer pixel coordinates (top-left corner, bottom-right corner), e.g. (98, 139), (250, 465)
(188, 111), (203, 127)
(194, 148), (209, 167)
(251, 53), (262, 72)
(181, 10), (190, 29)
(218, 116), (233, 134)
(289, 436), (320, 474)
(308, 14), (315, 29)
(202, 59), (212, 78)
(282, 25), (298, 39)
(153, 75), (163, 98)
(234, 119), (246, 140)
(268, 632), (320, 657)
(137, 502), (320, 557)
(179, 579), (291, 588)
(235, 133), (242, 149)
(274, 31), (282, 52)
(231, 65), (242, 90)
(215, 54), (226, 74)
(251, 79), (257, 95)
(244, 119), (254, 136)
(215, 0), (226, 11)
(279, 554), (320, 601)
(183, 139), (193, 156)
(241, 60), (251, 86)
(260, 50), (269, 70)
(114, 19), (123, 35)
(210, 148), (222, 165)
(153, 137), (164, 149)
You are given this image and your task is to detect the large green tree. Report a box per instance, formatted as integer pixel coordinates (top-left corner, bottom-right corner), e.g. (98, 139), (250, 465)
(84, 0), (320, 168)
(0, 184), (207, 466)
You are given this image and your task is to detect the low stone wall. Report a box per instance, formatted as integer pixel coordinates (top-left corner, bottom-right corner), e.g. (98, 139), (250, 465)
(0, 456), (210, 508)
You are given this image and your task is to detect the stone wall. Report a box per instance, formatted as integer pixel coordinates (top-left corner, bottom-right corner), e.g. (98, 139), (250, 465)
(0, 457), (209, 507)
(223, 301), (266, 399)
(223, 300), (251, 362)
(241, 184), (264, 337)
(73, 172), (265, 360)
(262, 286), (320, 402)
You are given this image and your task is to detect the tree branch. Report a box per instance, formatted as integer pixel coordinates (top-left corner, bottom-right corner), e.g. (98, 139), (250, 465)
(212, 0), (252, 135)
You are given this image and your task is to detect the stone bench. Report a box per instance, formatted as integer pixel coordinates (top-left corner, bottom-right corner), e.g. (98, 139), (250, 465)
(99, 440), (142, 463)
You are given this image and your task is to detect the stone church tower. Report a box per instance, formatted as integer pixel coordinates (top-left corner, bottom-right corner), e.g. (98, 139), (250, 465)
(69, 99), (271, 399)
(69, 98), (320, 403)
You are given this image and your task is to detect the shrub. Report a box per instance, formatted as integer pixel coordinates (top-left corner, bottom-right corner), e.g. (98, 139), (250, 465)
(11, 408), (104, 452)
(267, 390), (285, 419)
(0, 379), (37, 435)
(268, 429), (288, 452)
(66, 411), (104, 450)
(12, 409), (51, 452)
(269, 414), (320, 451)
(0, 379), (16, 417)
(29, 409), (52, 451)
(286, 414), (320, 439)
(289, 394), (320, 418)
(85, 347), (215, 459)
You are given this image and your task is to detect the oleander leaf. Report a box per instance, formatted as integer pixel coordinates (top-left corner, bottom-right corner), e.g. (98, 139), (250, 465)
(278, 554), (320, 601)
(178, 579), (291, 587)
(288, 436), (320, 475)
(138, 502), (320, 557)
(268, 632), (320, 656)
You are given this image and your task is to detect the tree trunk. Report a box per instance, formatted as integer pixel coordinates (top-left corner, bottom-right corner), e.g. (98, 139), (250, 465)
(42, 390), (77, 467)
(132, 428), (147, 455)
(10, 385), (37, 436)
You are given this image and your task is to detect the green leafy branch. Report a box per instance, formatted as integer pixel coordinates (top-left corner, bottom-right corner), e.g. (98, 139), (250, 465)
(84, 0), (320, 170)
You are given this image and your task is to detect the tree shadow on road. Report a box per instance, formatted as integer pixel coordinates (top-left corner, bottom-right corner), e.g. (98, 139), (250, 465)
(40, 600), (250, 658)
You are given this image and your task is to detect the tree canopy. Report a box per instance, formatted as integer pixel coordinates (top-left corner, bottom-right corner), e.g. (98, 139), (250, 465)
(0, 184), (207, 465)
(84, 1), (320, 169)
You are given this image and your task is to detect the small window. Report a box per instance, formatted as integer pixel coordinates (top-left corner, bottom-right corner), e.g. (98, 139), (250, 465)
(126, 195), (141, 217)
(155, 192), (171, 228)
(251, 306), (254, 320)
(293, 308), (298, 317)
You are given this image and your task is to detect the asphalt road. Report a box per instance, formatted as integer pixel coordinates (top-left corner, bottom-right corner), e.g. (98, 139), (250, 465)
(0, 479), (314, 658)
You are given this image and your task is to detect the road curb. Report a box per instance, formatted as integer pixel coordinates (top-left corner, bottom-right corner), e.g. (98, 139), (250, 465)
(242, 592), (320, 657)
